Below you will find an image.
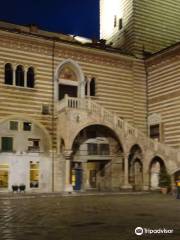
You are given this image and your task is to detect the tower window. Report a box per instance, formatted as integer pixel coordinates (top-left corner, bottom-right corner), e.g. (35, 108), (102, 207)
(16, 65), (24, 87)
(119, 18), (123, 30)
(114, 15), (117, 28)
(5, 63), (13, 85)
(27, 67), (35, 88)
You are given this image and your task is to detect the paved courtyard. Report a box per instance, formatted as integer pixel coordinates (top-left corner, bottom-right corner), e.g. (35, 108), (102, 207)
(0, 193), (179, 240)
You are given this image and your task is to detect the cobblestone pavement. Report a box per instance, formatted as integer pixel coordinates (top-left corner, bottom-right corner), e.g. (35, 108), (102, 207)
(0, 193), (179, 240)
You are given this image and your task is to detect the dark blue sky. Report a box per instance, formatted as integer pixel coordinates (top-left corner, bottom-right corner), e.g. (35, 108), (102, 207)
(0, 0), (99, 39)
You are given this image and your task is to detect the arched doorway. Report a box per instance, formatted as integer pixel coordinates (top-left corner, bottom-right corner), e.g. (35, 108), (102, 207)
(55, 59), (85, 101)
(71, 124), (123, 191)
(128, 145), (143, 190)
(149, 156), (166, 190)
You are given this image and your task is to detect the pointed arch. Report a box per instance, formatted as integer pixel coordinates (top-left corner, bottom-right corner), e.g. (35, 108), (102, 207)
(27, 67), (35, 88)
(54, 59), (85, 101)
(5, 63), (13, 85)
(16, 65), (24, 87)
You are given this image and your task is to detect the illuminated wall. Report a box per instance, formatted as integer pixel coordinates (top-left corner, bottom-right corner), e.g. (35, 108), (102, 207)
(100, 0), (123, 40)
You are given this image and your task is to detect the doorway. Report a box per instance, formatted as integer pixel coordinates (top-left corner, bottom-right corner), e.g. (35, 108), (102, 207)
(59, 84), (77, 100)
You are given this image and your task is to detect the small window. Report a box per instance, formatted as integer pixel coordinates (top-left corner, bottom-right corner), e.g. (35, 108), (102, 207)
(90, 78), (96, 96)
(9, 121), (18, 131)
(119, 18), (123, 30)
(5, 63), (13, 85)
(99, 144), (110, 155)
(1, 137), (13, 152)
(27, 67), (35, 88)
(28, 138), (40, 152)
(16, 65), (24, 87)
(114, 15), (117, 28)
(23, 122), (32, 131)
(42, 104), (50, 115)
(88, 143), (98, 155)
(30, 162), (39, 188)
(150, 124), (160, 140)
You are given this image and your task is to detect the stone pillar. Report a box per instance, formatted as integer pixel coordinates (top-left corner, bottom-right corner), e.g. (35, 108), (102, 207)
(82, 162), (87, 192)
(24, 67), (28, 87)
(142, 170), (150, 191)
(64, 150), (73, 192)
(142, 161), (150, 191)
(13, 64), (16, 85)
(122, 154), (132, 189)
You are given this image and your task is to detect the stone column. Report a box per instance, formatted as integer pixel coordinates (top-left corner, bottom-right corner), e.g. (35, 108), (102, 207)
(122, 154), (132, 189)
(24, 67), (28, 87)
(13, 64), (16, 85)
(142, 170), (150, 191)
(82, 162), (87, 192)
(64, 150), (73, 192)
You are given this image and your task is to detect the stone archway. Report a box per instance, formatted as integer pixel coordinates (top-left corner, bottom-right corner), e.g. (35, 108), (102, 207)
(149, 156), (166, 190)
(0, 115), (52, 192)
(128, 144), (143, 190)
(0, 114), (51, 151)
(70, 124), (124, 192)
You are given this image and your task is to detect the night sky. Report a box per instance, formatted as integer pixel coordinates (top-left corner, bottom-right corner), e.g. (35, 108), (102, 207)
(0, 0), (99, 39)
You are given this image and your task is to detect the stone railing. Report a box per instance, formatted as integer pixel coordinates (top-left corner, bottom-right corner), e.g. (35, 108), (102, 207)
(57, 96), (178, 159)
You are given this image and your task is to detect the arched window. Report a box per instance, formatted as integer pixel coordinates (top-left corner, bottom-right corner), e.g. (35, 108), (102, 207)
(5, 63), (13, 85)
(16, 65), (24, 87)
(27, 67), (35, 88)
(90, 78), (96, 96)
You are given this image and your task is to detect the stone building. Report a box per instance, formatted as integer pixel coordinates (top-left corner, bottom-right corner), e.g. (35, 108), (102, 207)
(0, 0), (180, 193)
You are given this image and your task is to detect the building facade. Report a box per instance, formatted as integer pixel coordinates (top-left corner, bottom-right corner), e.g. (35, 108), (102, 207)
(0, 0), (180, 193)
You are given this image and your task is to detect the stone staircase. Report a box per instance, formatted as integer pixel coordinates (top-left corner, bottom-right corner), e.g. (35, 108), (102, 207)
(57, 95), (180, 175)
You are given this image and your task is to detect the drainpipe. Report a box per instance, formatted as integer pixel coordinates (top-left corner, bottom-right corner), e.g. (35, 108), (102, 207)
(51, 38), (55, 192)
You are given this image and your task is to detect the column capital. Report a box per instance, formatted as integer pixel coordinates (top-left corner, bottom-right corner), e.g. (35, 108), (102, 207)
(63, 150), (73, 159)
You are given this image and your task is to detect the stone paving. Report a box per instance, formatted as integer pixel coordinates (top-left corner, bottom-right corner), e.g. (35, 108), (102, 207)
(0, 192), (179, 240)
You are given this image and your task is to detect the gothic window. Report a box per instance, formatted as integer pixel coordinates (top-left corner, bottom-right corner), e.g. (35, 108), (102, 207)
(90, 78), (96, 96)
(27, 67), (35, 88)
(16, 65), (24, 87)
(5, 63), (13, 85)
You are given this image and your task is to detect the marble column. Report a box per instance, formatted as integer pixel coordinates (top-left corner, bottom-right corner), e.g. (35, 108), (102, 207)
(122, 154), (132, 189)
(64, 150), (73, 192)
